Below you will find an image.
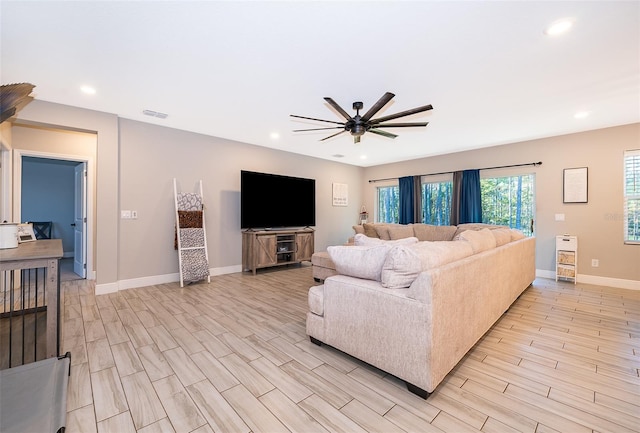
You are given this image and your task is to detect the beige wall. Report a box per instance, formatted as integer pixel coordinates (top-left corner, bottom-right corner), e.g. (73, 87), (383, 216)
(363, 123), (640, 286)
(7, 99), (639, 290)
(10, 124), (98, 272)
(11, 100), (119, 289)
(0, 122), (13, 222)
(117, 118), (361, 281)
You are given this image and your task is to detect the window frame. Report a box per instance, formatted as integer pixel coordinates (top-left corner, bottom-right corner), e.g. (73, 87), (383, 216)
(480, 172), (536, 236)
(624, 149), (640, 245)
(375, 171), (537, 236)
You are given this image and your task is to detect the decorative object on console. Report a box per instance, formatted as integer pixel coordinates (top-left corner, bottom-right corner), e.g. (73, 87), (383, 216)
(359, 206), (368, 224)
(291, 92), (432, 143)
(17, 223), (36, 243)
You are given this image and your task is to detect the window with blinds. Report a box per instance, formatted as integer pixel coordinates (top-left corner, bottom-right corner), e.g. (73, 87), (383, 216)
(624, 149), (640, 244)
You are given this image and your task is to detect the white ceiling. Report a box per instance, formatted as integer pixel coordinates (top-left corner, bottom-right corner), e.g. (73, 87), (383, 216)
(2, 1), (639, 167)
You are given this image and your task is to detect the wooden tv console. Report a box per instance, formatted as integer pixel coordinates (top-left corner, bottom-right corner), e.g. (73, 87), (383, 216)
(242, 228), (314, 275)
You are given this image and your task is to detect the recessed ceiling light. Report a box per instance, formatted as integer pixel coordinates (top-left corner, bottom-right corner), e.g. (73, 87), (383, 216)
(80, 85), (96, 95)
(574, 111), (590, 119)
(544, 18), (574, 36)
(270, 132), (280, 140)
(360, 155), (367, 160)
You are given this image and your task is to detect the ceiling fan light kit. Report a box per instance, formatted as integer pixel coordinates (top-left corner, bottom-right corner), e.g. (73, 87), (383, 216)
(291, 92), (432, 143)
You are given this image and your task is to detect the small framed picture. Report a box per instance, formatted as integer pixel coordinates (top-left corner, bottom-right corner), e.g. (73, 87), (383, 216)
(563, 167), (588, 203)
(17, 223), (36, 243)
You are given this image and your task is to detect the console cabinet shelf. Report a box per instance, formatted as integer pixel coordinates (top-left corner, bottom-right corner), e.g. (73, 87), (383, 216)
(242, 229), (314, 275)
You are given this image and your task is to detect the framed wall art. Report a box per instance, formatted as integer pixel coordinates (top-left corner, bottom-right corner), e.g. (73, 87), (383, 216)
(563, 167), (588, 203)
(332, 183), (348, 206)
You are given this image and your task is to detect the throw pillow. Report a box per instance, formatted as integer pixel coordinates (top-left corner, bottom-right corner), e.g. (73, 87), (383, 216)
(354, 233), (419, 246)
(381, 245), (421, 289)
(327, 245), (390, 281)
(352, 225), (365, 235)
(362, 223), (379, 238)
(412, 224), (458, 241)
(373, 224), (392, 240)
(457, 228), (497, 253)
(387, 224), (415, 240)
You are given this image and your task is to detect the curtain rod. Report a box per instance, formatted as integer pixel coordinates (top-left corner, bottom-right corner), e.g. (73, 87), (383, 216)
(368, 161), (542, 183)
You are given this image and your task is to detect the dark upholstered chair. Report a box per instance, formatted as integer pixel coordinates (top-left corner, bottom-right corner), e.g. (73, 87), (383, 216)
(31, 221), (52, 240)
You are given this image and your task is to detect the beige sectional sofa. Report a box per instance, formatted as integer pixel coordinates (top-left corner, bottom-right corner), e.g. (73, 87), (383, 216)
(306, 223), (535, 398)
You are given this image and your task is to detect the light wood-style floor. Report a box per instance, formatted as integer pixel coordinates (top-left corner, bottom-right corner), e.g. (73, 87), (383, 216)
(60, 264), (640, 433)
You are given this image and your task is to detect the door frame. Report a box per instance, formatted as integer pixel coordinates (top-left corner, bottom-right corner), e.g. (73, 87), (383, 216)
(0, 143), (11, 223)
(13, 149), (95, 280)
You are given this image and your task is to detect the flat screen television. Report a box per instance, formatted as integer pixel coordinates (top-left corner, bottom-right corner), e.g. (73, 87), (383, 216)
(241, 170), (316, 229)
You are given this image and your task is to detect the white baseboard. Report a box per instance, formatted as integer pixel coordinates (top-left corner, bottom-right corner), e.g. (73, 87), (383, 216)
(536, 269), (639, 291)
(95, 282), (119, 295)
(97, 265), (244, 294)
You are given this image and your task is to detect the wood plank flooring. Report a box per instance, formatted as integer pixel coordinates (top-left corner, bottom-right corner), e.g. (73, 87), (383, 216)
(59, 265), (640, 433)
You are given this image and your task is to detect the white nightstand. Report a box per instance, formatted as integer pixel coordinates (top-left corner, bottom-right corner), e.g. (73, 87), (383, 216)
(556, 235), (577, 284)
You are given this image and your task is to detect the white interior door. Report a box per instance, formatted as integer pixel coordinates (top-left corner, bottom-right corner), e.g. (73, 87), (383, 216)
(74, 162), (86, 277)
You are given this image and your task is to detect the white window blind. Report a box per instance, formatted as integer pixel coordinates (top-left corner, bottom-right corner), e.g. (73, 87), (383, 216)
(624, 149), (640, 244)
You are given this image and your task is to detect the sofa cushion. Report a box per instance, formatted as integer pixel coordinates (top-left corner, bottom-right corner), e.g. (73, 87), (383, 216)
(308, 285), (324, 315)
(381, 240), (475, 289)
(327, 244), (390, 281)
(387, 224), (415, 240)
(311, 251), (335, 268)
(491, 228), (512, 246)
(410, 240), (475, 270)
(457, 228), (497, 253)
(453, 223), (508, 239)
(412, 224), (458, 241)
(354, 233), (419, 246)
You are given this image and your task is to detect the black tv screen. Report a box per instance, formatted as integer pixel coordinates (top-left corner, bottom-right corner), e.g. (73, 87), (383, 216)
(241, 170), (316, 229)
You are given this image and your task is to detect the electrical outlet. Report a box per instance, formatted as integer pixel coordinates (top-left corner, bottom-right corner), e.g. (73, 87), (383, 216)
(131, 210), (138, 219)
(591, 259), (599, 267)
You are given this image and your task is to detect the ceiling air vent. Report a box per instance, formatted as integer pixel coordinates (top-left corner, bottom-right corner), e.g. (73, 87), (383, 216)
(142, 109), (168, 119)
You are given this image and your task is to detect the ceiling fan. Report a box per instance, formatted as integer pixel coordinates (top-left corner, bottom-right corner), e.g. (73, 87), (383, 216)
(290, 92), (432, 143)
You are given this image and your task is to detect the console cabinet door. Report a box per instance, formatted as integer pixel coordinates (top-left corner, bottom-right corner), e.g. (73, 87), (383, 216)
(256, 235), (277, 267)
(295, 232), (314, 262)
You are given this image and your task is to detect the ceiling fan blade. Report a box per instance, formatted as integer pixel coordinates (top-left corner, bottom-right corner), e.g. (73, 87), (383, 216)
(320, 130), (347, 141)
(290, 114), (344, 125)
(369, 104), (433, 124)
(368, 129), (398, 139)
(361, 92), (395, 122)
(372, 122), (429, 128)
(324, 97), (352, 121)
(293, 126), (345, 132)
